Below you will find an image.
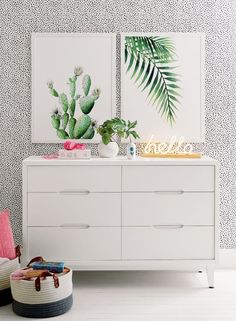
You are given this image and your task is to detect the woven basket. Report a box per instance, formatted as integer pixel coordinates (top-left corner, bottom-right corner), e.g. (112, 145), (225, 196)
(10, 266), (73, 318)
(0, 257), (20, 306)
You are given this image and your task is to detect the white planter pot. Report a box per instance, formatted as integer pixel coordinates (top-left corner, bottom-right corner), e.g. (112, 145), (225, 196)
(98, 142), (119, 158)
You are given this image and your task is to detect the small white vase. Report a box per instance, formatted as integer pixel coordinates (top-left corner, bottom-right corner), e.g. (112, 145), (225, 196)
(98, 142), (119, 158)
(127, 142), (137, 160)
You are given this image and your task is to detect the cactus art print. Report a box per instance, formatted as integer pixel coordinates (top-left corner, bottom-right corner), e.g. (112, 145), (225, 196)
(47, 66), (100, 140)
(31, 33), (116, 143)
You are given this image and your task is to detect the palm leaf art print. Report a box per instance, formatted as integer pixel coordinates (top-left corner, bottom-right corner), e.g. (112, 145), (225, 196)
(125, 36), (181, 125)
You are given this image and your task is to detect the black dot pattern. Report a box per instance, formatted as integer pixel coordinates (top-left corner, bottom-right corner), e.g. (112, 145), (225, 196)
(0, 0), (235, 248)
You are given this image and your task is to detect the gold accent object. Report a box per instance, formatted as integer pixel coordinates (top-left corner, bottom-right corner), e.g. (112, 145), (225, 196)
(141, 153), (202, 159)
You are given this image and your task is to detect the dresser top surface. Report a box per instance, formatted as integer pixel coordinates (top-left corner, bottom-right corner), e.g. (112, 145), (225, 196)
(23, 156), (218, 166)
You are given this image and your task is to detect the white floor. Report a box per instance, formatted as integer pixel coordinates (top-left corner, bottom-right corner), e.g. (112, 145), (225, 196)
(1, 270), (236, 320)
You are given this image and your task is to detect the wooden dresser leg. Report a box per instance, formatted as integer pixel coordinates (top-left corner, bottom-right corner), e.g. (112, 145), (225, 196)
(206, 265), (215, 288)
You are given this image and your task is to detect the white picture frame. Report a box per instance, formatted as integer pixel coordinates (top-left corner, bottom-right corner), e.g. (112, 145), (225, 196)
(121, 32), (205, 143)
(31, 33), (116, 143)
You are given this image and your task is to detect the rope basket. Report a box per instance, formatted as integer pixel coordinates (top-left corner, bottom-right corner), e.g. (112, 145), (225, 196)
(0, 257), (20, 306)
(10, 261), (73, 318)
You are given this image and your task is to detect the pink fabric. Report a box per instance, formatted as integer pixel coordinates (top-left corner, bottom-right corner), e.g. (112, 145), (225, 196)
(75, 144), (86, 150)
(11, 269), (27, 280)
(0, 209), (16, 259)
(63, 140), (86, 150)
(64, 141), (76, 150)
(43, 154), (58, 159)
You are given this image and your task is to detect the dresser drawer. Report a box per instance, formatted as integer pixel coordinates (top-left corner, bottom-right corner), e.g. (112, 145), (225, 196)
(122, 166), (214, 192)
(122, 192), (214, 226)
(28, 227), (121, 261)
(28, 193), (121, 226)
(27, 166), (121, 192)
(122, 226), (214, 260)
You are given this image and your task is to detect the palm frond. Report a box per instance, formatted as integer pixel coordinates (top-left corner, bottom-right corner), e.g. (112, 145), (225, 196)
(125, 36), (181, 125)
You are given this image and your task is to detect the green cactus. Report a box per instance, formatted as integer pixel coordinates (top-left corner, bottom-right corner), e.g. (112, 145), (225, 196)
(74, 66), (83, 77)
(48, 67), (101, 140)
(69, 117), (76, 139)
(59, 93), (68, 112)
(69, 76), (76, 98)
(50, 88), (59, 97)
(79, 96), (96, 114)
(51, 109), (61, 130)
(92, 88), (101, 100)
(47, 81), (59, 97)
(51, 116), (60, 130)
(69, 99), (76, 117)
(81, 126), (95, 139)
(57, 129), (69, 139)
(82, 75), (91, 96)
(62, 113), (69, 130)
(74, 114), (91, 138)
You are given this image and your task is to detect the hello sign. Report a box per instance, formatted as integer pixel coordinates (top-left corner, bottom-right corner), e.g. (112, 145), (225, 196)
(142, 135), (201, 158)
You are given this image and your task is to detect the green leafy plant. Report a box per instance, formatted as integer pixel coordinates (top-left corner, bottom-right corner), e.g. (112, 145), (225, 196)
(97, 118), (140, 145)
(125, 36), (181, 125)
(47, 66), (100, 140)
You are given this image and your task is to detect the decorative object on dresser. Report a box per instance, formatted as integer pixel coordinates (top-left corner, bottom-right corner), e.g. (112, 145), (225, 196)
(97, 118), (140, 158)
(98, 141), (119, 158)
(58, 141), (91, 159)
(31, 33), (116, 143)
(126, 142), (137, 160)
(58, 149), (91, 160)
(142, 135), (202, 158)
(23, 156), (218, 288)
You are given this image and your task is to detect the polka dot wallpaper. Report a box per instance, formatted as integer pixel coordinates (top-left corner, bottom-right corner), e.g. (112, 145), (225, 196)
(0, 0), (235, 247)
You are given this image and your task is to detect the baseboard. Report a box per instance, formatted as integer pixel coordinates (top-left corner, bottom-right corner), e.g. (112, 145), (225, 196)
(219, 249), (236, 268)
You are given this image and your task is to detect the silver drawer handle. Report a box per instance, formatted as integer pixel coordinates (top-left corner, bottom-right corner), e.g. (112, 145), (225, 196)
(59, 190), (90, 195)
(60, 224), (90, 229)
(153, 225), (184, 229)
(153, 190), (184, 195)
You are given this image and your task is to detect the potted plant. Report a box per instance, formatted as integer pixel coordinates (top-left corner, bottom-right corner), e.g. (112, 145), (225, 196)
(97, 118), (140, 158)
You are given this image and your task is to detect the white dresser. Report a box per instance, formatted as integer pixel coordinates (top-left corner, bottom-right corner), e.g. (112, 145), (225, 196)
(22, 156), (218, 287)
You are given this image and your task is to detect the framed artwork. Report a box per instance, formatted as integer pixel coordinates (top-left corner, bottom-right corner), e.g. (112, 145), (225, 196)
(31, 33), (116, 143)
(121, 32), (205, 142)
